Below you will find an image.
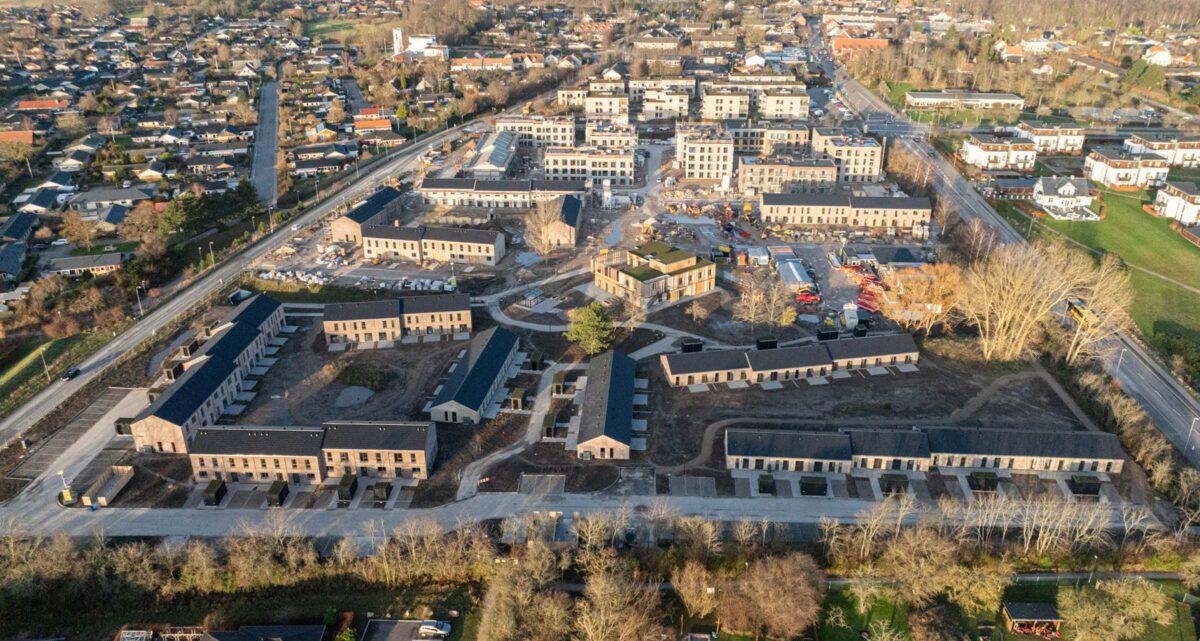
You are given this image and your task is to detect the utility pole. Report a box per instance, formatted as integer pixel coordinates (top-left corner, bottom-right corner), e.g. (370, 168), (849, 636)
(39, 347), (51, 383)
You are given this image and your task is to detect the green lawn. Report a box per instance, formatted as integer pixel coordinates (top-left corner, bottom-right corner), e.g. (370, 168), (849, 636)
(304, 17), (405, 41)
(0, 334), (106, 418)
(816, 588), (912, 641)
(886, 82), (914, 109)
(246, 278), (398, 303)
(994, 581), (1197, 641)
(1169, 167), (1200, 183)
(994, 193), (1200, 348)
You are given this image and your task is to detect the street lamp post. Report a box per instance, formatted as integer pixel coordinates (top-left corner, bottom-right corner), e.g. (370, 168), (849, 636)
(134, 285), (145, 316)
(1189, 417), (1199, 451)
(208, 241), (215, 267)
(39, 347), (50, 383)
(1116, 347), (1127, 371)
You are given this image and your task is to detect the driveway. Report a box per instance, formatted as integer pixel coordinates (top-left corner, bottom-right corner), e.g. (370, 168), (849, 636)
(251, 80), (279, 206)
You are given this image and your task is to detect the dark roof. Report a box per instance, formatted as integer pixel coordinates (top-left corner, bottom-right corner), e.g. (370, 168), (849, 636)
(0, 242), (27, 277)
(557, 194), (583, 228)
(321, 421), (432, 451)
(431, 326), (519, 412)
(419, 178), (476, 190)
(361, 224), (423, 241)
(824, 334), (918, 361)
(344, 186), (401, 224)
(926, 428), (1125, 461)
(324, 299), (399, 321)
(421, 226), (503, 245)
(401, 292), (470, 315)
(0, 213), (38, 241)
(847, 429), (930, 458)
(46, 252), (125, 271)
(530, 179), (587, 192)
(189, 427), (325, 457)
(662, 349), (750, 375)
(1002, 603), (1063, 623)
(232, 294), (282, 328)
(761, 193), (932, 211)
(1167, 181), (1200, 197)
(578, 351), (636, 447)
(745, 344), (831, 371)
(726, 428), (851, 460)
(149, 356), (238, 425)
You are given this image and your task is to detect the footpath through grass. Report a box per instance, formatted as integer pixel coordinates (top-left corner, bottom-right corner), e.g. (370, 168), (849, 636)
(993, 193), (1200, 348)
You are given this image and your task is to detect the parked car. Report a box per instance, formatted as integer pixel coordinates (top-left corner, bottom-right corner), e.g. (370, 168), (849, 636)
(61, 367), (81, 381)
(418, 621), (451, 638)
(51, 238), (70, 246)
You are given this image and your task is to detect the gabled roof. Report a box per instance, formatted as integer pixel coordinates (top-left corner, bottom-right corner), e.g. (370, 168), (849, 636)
(431, 326), (518, 413)
(343, 186), (401, 224)
(578, 351), (635, 447)
(321, 421), (431, 451)
(189, 426), (325, 457)
(824, 334), (917, 361)
(726, 428), (851, 460)
(926, 428), (1125, 461)
(0, 213), (39, 241)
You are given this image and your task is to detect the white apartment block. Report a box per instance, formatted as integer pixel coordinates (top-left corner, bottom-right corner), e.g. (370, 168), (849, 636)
(738, 156), (838, 195)
(811, 128), (883, 182)
(628, 76), (698, 101)
(1015, 121), (1085, 155)
(759, 89), (811, 120)
(959, 134), (1037, 171)
(1083, 147), (1170, 189)
(544, 146), (635, 186)
(494, 115), (575, 148)
(729, 121), (811, 156)
(676, 123), (735, 181)
(1155, 182), (1200, 225)
(584, 92), (629, 119)
(701, 89), (751, 120)
(1124, 133), (1200, 168)
(641, 89), (690, 121)
(557, 88), (587, 108)
(585, 120), (638, 148)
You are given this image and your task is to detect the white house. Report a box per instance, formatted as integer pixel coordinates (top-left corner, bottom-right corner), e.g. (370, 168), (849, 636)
(1033, 177), (1095, 220)
(1083, 147), (1170, 189)
(1155, 182), (1200, 225)
(960, 134), (1037, 171)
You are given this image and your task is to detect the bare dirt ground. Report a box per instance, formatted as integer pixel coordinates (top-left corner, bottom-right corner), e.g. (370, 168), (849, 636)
(647, 351), (1086, 468)
(236, 320), (464, 426)
(486, 442), (626, 493)
(410, 411), (530, 507)
(109, 453), (194, 508)
(648, 285), (812, 345)
(528, 327), (663, 365)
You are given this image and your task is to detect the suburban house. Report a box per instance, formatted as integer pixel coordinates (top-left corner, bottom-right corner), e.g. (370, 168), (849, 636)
(130, 295), (287, 454)
(429, 327), (520, 424)
(726, 426), (1125, 476)
(322, 293), (472, 344)
(591, 240), (716, 308)
(576, 351), (636, 461)
(44, 252), (127, 278)
(1015, 121), (1085, 154)
(1032, 177), (1094, 219)
(360, 225), (507, 266)
(1154, 181), (1200, 225)
(537, 194), (583, 249)
(328, 186), (404, 244)
(660, 334), (919, 386)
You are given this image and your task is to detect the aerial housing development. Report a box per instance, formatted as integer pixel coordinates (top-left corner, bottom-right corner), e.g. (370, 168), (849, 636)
(4, 0), (1200, 639)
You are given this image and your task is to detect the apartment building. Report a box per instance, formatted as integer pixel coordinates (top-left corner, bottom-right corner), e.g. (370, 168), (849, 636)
(429, 327), (520, 424)
(1154, 181), (1200, 225)
(557, 88), (587, 108)
(588, 78), (627, 94)
(700, 76), (806, 112)
(628, 76), (698, 101)
(640, 89), (690, 121)
(329, 187), (404, 244)
(322, 293), (472, 344)
(701, 89), (751, 120)
(131, 295), (286, 454)
(729, 121), (811, 156)
(738, 156), (838, 195)
(760, 193), (932, 233)
(675, 123), (736, 181)
(584, 120), (638, 149)
(188, 421), (438, 486)
(1123, 133), (1200, 168)
(544, 146), (635, 186)
(661, 334), (919, 386)
(591, 240), (716, 308)
(759, 88), (811, 120)
(361, 224), (506, 266)
(811, 128), (883, 182)
(905, 90), (1025, 110)
(494, 115), (575, 148)
(1083, 147), (1170, 189)
(960, 134), (1037, 171)
(1016, 120), (1085, 155)
(726, 427), (1124, 476)
(584, 92), (629, 119)
(418, 178), (586, 208)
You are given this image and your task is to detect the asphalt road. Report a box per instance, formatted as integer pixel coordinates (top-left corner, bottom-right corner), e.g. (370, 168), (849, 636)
(811, 29), (1200, 468)
(0, 121), (466, 453)
(250, 80), (280, 206)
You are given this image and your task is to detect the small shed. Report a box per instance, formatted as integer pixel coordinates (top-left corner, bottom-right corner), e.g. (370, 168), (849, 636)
(337, 474), (358, 502)
(204, 479), (227, 506)
(267, 479), (289, 507)
(1002, 602), (1063, 638)
(967, 471), (999, 493)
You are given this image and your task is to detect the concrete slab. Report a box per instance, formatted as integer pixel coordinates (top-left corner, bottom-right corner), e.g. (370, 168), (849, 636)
(867, 366), (889, 376)
(518, 474), (566, 495)
(269, 336), (287, 346)
(234, 391), (256, 403)
(775, 478), (795, 497)
(687, 383), (709, 393)
(634, 378), (649, 390)
(400, 336), (419, 344)
(726, 380), (749, 389)
(734, 477), (752, 498)
(241, 380), (259, 390)
(759, 380), (784, 390)
(258, 357), (278, 367)
(630, 437), (647, 451)
(453, 332), (470, 341)
(896, 364), (919, 373)
(264, 346), (280, 356)
(421, 334), (440, 343)
(249, 366), (269, 376)
(805, 376), (829, 386)
(377, 340), (394, 349)
(222, 403), (247, 416)
(831, 370), (852, 380)
(632, 393), (648, 405)
(359, 342), (378, 350)
(631, 419), (648, 432)
(328, 342), (348, 352)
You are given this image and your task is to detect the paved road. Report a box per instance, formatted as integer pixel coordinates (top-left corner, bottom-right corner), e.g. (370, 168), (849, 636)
(250, 80), (280, 206)
(0, 122), (469, 453)
(810, 25), (1200, 468)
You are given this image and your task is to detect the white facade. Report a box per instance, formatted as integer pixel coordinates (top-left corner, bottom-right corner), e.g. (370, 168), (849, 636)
(1033, 178), (1093, 210)
(960, 135), (1037, 171)
(1015, 122), (1085, 155)
(1155, 182), (1200, 225)
(1083, 150), (1170, 189)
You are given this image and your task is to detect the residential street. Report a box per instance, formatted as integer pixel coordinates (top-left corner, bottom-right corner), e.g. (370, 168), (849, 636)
(250, 80), (279, 206)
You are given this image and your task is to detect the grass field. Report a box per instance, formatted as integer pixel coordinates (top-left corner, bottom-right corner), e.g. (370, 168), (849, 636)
(245, 278), (399, 303)
(993, 192), (1200, 347)
(0, 334), (107, 418)
(816, 589), (912, 640)
(995, 581), (1197, 641)
(304, 17), (404, 41)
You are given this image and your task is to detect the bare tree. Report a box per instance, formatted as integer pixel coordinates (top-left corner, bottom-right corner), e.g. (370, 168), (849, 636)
(526, 198), (565, 256)
(61, 211), (96, 249)
(717, 553), (826, 640)
(881, 263), (962, 335)
(673, 561), (717, 620)
(574, 567), (659, 641)
(1062, 253), (1132, 365)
